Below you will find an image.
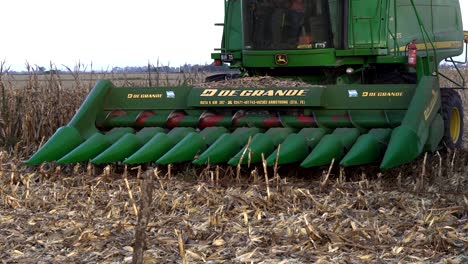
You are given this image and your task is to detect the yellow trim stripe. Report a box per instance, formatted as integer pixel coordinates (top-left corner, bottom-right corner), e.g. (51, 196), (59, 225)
(392, 40), (463, 52)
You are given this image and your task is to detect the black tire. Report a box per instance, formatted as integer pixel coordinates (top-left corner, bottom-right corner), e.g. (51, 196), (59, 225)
(440, 88), (464, 149)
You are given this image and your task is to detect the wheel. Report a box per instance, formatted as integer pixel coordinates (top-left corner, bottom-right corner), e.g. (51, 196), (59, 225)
(441, 88), (464, 149)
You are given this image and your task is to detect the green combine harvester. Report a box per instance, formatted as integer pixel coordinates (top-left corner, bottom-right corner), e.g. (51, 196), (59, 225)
(27, 0), (466, 169)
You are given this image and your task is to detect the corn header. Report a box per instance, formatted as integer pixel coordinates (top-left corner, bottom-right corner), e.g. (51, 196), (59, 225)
(28, 0), (466, 169)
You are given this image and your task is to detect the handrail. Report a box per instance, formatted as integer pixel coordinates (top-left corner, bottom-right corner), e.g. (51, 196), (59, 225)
(441, 32), (468, 89)
(439, 66), (465, 89)
(445, 32), (468, 64)
(393, 0), (399, 56)
(387, 0), (400, 56)
(408, 1), (466, 89)
(409, 0), (439, 74)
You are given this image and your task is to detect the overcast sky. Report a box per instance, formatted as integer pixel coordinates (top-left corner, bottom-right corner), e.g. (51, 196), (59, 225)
(1, 0), (467, 71)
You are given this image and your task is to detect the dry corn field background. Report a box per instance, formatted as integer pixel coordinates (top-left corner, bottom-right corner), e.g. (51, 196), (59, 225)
(0, 66), (467, 263)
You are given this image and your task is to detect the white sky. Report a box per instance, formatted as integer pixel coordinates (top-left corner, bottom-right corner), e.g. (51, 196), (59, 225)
(1, 0), (468, 71)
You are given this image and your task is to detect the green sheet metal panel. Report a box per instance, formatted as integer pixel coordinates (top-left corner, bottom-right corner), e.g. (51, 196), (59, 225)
(187, 86), (325, 107)
(102, 86), (192, 110)
(322, 84), (415, 109)
(388, 0), (463, 59)
(223, 0), (242, 52)
(348, 0), (388, 49)
(242, 49), (337, 67)
(187, 84), (415, 110)
(430, 0), (464, 58)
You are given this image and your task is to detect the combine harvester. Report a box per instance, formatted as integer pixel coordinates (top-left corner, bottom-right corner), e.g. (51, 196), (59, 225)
(28, 0), (466, 169)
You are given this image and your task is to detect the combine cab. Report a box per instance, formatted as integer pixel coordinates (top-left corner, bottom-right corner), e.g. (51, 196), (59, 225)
(28, 0), (466, 169)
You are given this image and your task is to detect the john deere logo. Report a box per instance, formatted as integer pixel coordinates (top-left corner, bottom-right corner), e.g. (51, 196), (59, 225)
(275, 54), (288, 65)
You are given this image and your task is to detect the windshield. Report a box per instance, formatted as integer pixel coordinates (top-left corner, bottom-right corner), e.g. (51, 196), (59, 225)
(243, 0), (332, 50)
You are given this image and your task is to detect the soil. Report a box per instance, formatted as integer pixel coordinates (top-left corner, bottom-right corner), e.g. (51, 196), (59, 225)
(0, 153), (466, 263)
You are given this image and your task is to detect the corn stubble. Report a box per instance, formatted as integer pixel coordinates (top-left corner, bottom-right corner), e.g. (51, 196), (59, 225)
(0, 66), (467, 263)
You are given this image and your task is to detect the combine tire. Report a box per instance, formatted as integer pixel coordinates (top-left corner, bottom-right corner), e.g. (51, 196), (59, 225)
(441, 88), (464, 149)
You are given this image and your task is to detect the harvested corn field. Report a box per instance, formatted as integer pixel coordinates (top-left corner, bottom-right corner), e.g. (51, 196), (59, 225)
(0, 70), (467, 263)
(0, 151), (467, 263)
